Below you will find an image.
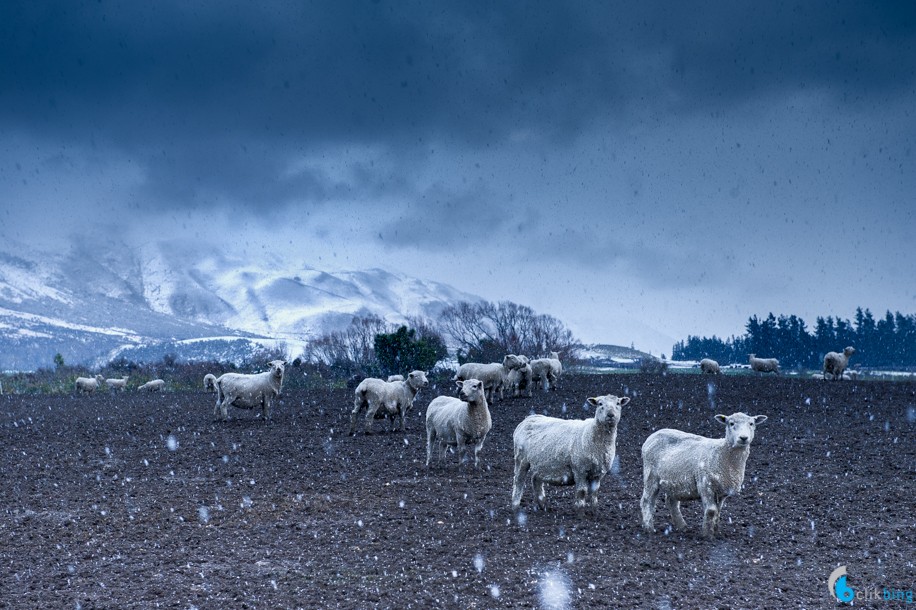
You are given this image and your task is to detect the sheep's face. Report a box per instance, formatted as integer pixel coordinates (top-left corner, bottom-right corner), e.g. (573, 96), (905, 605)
(503, 354), (521, 369)
(456, 379), (485, 403)
(716, 412), (768, 448)
(268, 360), (286, 379)
(844, 346), (856, 357)
(407, 370), (429, 390)
(587, 395), (630, 427)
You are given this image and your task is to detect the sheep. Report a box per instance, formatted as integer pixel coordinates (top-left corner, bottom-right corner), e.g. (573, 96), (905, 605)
(453, 355), (521, 402)
(75, 374), (106, 395)
(214, 360), (286, 421)
(137, 379), (165, 392)
(505, 355), (533, 398)
(511, 394), (630, 511)
(748, 354), (779, 374)
(350, 370), (428, 435)
(386, 374), (404, 382)
(426, 378), (492, 468)
(823, 346), (856, 381)
(530, 351), (563, 391)
(203, 373), (218, 392)
(106, 376), (129, 392)
(700, 358), (720, 374)
(640, 412), (768, 538)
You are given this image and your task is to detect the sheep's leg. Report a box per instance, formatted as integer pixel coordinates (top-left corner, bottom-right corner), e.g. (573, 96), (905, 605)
(587, 478), (601, 511)
(456, 435), (467, 467)
(363, 398), (381, 435)
(640, 473), (661, 532)
(700, 489), (718, 539)
(511, 458), (530, 509)
(219, 397), (230, 422)
(533, 476), (547, 510)
(712, 497), (727, 535)
(574, 477), (589, 509)
(472, 439), (485, 468)
(425, 427), (435, 466)
(394, 402), (406, 433)
(349, 394), (366, 435)
(666, 496), (687, 531)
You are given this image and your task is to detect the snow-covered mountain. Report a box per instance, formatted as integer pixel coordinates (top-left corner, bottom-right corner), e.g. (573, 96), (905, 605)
(0, 237), (480, 370)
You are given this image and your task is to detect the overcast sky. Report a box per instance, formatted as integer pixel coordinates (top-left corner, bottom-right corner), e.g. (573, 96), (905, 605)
(1, 1), (914, 355)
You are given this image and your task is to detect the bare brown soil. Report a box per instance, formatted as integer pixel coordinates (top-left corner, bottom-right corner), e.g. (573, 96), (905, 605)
(2, 374), (914, 609)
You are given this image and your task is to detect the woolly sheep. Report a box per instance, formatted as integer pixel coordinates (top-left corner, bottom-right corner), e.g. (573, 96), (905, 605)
(386, 374), (404, 382)
(512, 394), (630, 511)
(75, 374), (106, 395)
(203, 373), (218, 392)
(700, 358), (720, 374)
(748, 354), (779, 374)
(640, 412), (768, 538)
(106, 376), (129, 392)
(505, 355), (533, 398)
(426, 378), (492, 467)
(350, 370), (428, 435)
(530, 351), (562, 391)
(214, 360), (286, 421)
(823, 346), (856, 381)
(137, 379), (165, 392)
(453, 355), (522, 402)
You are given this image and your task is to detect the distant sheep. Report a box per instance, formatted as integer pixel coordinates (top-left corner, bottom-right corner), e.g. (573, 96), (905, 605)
(505, 355), (533, 398)
(203, 373), (218, 392)
(641, 412), (768, 538)
(748, 354), (779, 374)
(75, 374), (106, 395)
(700, 359), (720, 375)
(386, 374), (404, 382)
(426, 378), (492, 467)
(137, 379), (165, 392)
(530, 352), (562, 391)
(106, 376), (129, 392)
(214, 360), (286, 421)
(823, 346), (856, 381)
(512, 394), (629, 511)
(453, 355), (522, 402)
(350, 370), (428, 435)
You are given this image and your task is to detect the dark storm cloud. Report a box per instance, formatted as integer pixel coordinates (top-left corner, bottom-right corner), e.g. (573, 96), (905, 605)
(1, 1), (914, 214)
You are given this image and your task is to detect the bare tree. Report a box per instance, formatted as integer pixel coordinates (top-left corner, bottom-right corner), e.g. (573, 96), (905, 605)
(304, 314), (392, 375)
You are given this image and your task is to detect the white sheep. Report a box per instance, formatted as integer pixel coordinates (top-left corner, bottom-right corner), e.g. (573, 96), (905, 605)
(700, 358), (720, 374)
(823, 346), (856, 380)
(75, 374), (106, 395)
(386, 374), (404, 382)
(505, 355), (533, 398)
(137, 379), (165, 392)
(203, 373), (218, 392)
(214, 360), (286, 421)
(748, 354), (779, 374)
(511, 394), (630, 511)
(106, 376), (129, 392)
(530, 351), (562, 391)
(425, 378), (492, 467)
(350, 370), (428, 435)
(453, 355), (521, 402)
(640, 412), (768, 538)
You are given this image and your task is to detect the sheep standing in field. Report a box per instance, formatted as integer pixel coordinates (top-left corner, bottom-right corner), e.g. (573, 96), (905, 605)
(530, 351), (563, 391)
(512, 394), (630, 511)
(426, 378), (492, 467)
(106, 376), (129, 392)
(700, 358), (720, 374)
(75, 374), (106, 395)
(214, 360), (286, 421)
(138, 379), (165, 392)
(350, 370), (428, 435)
(453, 355), (521, 402)
(203, 373), (218, 392)
(640, 412), (768, 538)
(505, 355), (533, 398)
(748, 354), (779, 374)
(823, 346), (856, 381)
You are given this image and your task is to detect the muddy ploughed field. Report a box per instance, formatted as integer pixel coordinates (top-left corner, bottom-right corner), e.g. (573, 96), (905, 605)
(2, 374), (914, 609)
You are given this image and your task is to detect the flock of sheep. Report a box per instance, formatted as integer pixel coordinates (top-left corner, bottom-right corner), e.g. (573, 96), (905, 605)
(65, 344), (858, 538)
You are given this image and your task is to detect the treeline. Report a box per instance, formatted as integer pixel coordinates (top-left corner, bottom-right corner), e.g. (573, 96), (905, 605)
(672, 308), (916, 370)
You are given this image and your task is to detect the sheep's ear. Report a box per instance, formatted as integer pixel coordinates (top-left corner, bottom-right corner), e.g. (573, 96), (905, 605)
(753, 415), (768, 425)
(715, 414), (728, 424)
(455, 380), (463, 390)
(618, 396), (630, 407)
(586, 397), (599, 406)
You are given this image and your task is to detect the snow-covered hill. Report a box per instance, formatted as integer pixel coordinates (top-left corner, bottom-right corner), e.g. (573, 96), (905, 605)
(0, 238), (480, 370)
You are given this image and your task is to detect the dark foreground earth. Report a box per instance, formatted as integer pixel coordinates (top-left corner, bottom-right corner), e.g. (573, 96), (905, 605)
(1, 373), (914, 609)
